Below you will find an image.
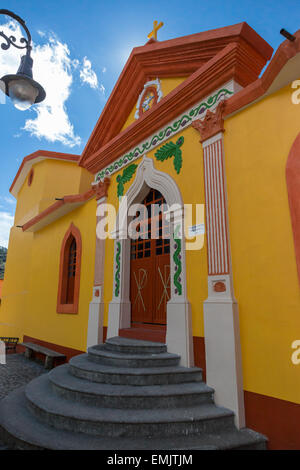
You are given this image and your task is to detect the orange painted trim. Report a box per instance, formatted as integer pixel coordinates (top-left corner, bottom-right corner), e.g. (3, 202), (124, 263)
(22, 179), (110, 232)
(244, 390), (300, 450)
(224, 31), (300, 117)
(56, 223), (82, 314)
(286, 132), (300, 285)
(10, 150), (80, 195)
(93, 177), (111, 200)
(22, 189), (95, 232)
(81, 40), (270, 174)
(79, 22), (272, 168)
(192, 100), (225, 142)
(103, 326), (107, 343)
(193, 336), (206, 382)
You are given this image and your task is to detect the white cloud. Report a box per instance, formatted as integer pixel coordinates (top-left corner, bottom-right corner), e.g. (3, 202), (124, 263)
(24, 35), (81, 147)
(79, 57), (105, 95)
(80, 57), (98, 89)
(0, 21), (93, 147)
(0, 21), (22, 76)
(0, 211), (14, 248)
(0, 20), (106, 147)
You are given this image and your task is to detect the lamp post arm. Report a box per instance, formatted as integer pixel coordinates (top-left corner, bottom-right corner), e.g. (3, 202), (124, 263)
(0, 9), (32, 55)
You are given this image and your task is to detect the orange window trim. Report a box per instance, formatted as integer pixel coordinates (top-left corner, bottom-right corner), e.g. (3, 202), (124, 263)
(57, 223), (82, 314)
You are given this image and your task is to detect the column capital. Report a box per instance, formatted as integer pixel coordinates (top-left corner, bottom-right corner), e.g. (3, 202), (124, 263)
(192, 100), (225, 143)
(92, 177), (110, 201)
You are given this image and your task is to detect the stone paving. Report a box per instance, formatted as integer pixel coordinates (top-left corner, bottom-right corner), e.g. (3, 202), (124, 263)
(0, 354), (45, 400)
(0, 354), (46, 449)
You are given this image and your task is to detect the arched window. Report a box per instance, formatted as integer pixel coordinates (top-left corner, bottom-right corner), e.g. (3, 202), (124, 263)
(57, 223), (82, 314)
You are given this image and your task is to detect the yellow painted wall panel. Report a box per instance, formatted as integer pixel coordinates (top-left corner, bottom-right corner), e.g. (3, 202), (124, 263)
(0, 227), (33, 338)
(14, 160), (93, 226)
(224, 82), (300, 403)
(0, 196), (96, 351)
(25, 199), (96, 351)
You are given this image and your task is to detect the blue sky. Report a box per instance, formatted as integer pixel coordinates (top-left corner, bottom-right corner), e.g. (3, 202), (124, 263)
(0, 0), (299, 246)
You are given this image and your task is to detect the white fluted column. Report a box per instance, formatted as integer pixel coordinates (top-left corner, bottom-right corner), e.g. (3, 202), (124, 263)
(193, 103), (245, 428)
(86, 180), (110, 349)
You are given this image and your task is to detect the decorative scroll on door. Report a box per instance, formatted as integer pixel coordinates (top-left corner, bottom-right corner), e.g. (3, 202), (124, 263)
(130, 188), (170, 325)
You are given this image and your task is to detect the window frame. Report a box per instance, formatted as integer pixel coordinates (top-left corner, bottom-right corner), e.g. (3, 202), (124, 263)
(56, 223), (82, 314)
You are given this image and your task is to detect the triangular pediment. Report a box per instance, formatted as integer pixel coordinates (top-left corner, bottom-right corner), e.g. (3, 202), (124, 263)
(79, 22), (272, 169)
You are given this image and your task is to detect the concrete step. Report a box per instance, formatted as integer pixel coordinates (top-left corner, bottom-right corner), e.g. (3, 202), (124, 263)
(25, 374), (235, 437)
(0, 337), (268, 450)
(88, 345), (180, 368)
(119, 327), (166, 343)
(0, 387), (267, 450)
(49, 364), (214, 409)
(69, 354), (203, 385)
(104, 336), (167, 355)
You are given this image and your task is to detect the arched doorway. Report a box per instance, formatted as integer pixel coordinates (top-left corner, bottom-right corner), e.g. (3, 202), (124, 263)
(107, 156), (194, 366)
(130, 188), (170, 326)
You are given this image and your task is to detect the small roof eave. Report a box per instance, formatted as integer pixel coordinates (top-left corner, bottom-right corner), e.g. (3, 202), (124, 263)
(10, 151), (80, 199)
(21, 189), (95, 233)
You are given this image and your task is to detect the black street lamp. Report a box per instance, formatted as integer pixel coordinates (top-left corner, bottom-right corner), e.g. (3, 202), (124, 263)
(0, 9), (46, 110)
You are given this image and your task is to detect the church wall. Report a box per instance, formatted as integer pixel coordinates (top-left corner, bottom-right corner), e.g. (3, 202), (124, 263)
(0, 227), (33, 339)
(0, 158), (95, 350)
(14, 159), (93, 227)
(23, 199), (96, 352)
(224, 81), (300, 407)
(99, 80), (300, 446)
(14, 161), (48, 226)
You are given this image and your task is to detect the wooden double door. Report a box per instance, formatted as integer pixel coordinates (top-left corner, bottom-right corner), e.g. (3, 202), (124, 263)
(130, 189), (170, 325)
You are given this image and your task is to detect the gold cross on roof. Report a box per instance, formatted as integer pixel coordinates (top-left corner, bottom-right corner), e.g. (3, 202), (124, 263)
(148, 20), (164, 40)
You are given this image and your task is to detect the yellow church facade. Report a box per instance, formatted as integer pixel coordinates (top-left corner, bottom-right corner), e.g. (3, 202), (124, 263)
(1, 22), (300, 448)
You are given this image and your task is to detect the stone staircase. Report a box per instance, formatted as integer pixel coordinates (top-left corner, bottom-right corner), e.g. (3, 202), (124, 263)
(0, 337), (267, 450)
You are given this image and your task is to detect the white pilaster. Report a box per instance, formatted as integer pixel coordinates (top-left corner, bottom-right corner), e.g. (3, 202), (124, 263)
(87, 286), (105, 349)
(202, 132), (245, 429)
(87, 195), (108, 348)
(107, 232), (131, 339)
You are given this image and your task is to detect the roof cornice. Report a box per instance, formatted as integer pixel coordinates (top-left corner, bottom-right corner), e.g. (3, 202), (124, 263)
(21, 179), (110, 232)
(224, 29), (300, 116)
(81, 38), (268, 174)
(79, 22), (272, 168)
